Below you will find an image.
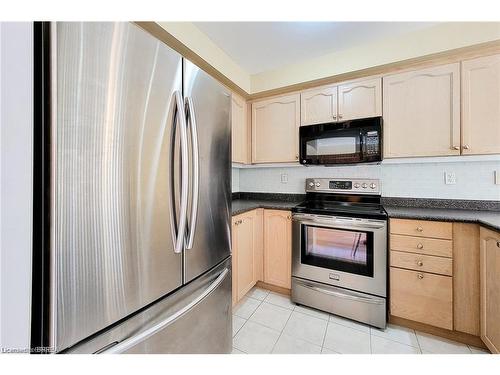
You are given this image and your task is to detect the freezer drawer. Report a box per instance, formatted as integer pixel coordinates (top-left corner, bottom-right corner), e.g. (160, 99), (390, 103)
(291, 277), (386, 329)
(65, 258), (232, 354)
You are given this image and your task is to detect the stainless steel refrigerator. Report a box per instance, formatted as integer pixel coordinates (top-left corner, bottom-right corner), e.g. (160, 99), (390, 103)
(31, 22), (232, 353)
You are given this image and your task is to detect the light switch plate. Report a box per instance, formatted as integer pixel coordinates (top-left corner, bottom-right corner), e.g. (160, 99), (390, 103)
(280, 173), (288, 184)
(495, 170), (500, 185)
(444, 172), (456, 185)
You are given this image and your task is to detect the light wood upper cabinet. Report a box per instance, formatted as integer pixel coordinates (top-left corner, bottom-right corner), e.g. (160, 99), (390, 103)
(252, 94), (300, 163)
(479, 227), (500, 354)
(263, 210), (292, 289)
(231, 93), (250, 164)
(462, 54), (500, 155)
(383, 63), (461, 158)
(232, 209), (263, 304)
(300, 86), (337, 126)
(338, 77), (382, 121)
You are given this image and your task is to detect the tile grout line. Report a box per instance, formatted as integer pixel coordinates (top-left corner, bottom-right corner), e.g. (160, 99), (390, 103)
(320, 315), (330, 353)
(269, 302), (296, 354)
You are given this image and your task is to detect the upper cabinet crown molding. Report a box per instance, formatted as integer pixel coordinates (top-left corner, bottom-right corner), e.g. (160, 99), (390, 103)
(251, 93), (300, 163)
(383, 63), (461, 158)
(461, 53), (500, 155)
(337, 77), (382, 121)
(300, 85), (338, 126)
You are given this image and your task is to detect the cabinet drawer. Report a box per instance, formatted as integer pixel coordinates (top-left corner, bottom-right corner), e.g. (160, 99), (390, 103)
(390, 219), (452, 239)
(390, 250), (453, 276)
(390, 234), (453, 258)
(390, 267), (453, 330)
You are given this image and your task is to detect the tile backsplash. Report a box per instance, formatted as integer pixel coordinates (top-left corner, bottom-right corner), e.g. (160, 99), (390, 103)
(235, 159), (500, 201)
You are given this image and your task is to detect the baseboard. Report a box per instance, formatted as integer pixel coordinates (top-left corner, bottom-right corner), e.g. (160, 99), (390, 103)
(256, 281), (291, 296)
(389, 315), (489, 351)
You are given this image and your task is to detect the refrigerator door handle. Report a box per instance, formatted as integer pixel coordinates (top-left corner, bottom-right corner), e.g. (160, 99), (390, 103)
(169, 90), (189, 254)
(99, 267), (229, 354)
(184, 97), (199, 250)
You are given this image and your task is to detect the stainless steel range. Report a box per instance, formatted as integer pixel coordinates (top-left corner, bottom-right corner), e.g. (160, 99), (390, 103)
(291, 178), (387, 329)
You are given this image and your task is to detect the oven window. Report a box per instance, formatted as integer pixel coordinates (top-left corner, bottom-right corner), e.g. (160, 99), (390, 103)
(306, 137), (357, 156)
(301, 225), (374, 277)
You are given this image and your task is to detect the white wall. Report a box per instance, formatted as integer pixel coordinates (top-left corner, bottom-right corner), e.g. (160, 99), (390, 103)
(238, 157), (500, 201)
(0, 22), (33, 352)
(231, 167), (240, 193)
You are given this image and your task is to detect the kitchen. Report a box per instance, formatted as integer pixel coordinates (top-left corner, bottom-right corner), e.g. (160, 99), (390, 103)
(0, 5), (499, 370)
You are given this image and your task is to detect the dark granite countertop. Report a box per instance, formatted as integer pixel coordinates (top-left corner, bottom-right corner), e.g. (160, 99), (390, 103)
(382, 197), (500, 232)
(232, 193), (304, 216)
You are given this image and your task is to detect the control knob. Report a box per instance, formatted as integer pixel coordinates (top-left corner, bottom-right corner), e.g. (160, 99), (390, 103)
(361, 183), (368, 189)
(315, 182), (321, 187)
(370, 183), (377, 189)
(353, 183), (360, 188)
(308, 182), (314, 188)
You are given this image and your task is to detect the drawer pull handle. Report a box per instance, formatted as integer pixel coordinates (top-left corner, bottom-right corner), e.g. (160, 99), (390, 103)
(416, 227), (423, 232)
(418, 273), (424, 279)
(417, 261), (423, 267)
(417, 243), (424, 249)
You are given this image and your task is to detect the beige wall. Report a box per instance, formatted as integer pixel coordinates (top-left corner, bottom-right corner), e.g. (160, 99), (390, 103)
(157, 22), (500, 95)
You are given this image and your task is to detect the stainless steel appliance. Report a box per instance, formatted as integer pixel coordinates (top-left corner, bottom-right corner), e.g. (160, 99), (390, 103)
(299, 117), (382, 165)
(31, 22), (232, 353)
(291, 178), (387, 328)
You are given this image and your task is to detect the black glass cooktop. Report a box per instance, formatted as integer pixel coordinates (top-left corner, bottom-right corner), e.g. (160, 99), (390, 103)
(292, 193), (387, 220)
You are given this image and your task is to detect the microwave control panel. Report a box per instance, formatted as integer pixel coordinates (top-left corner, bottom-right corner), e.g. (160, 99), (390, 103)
(364, 131), (379, 155)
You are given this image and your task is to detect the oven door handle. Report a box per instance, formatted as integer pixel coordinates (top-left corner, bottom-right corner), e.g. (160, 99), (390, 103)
(300, 282), (385, 305)
(292, 217), (386, 231)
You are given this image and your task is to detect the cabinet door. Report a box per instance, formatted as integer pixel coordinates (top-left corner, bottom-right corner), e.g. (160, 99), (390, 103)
(263, 210), (292, 289)
(383, 63), (460, 158)
(231, 92), (249, 164)
(480, 227), (500, 354)
(462, 54), (500, 155)
(231, 219), (238, 305)
(300, 86), (337, 126)
(233, 211), (258, 301)
(338, 77), (382, 121)
(252, 94), (300, 163)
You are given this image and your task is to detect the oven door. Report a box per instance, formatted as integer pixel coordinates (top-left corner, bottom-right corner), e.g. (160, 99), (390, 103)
(292, 213), (387, 297)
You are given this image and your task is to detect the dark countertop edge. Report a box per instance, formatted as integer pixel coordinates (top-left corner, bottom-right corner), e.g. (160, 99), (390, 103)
(381, 197), (500, 212)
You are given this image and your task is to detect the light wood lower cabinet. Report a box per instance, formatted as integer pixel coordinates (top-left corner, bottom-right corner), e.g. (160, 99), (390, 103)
(263, 210), (292, 289)
(232, 209), (263, 304)
(479, 227), (500, 354)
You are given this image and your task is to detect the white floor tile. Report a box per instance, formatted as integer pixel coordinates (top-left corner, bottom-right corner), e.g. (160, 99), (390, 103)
(233, 321), (281, 354)
(233, 297), (261, 319)
(246, 287), (269, 301)
(232, 315), (246, 337)
(370, 324), (419, 348)
(264, 292), (295, 310)
(371, 335), (421, 354)
(231, 348), (246, 354)
(249, 302), (293, 331)
(323, 322), (371, 354)
(282, 311), (328, 346)
(416, 332), (471, 354)
(321, 347), (339, 354)
(294, 304), (330, 321)
(272, 334), (322, 354)
(469, 346), (490, 354)
(328, 314), (370, 333)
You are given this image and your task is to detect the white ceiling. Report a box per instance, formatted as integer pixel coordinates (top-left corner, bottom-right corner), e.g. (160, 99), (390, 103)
(194, 22), (437, 74)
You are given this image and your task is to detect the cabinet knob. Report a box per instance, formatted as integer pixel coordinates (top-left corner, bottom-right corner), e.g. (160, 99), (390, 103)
(497, 241), (500, 248)
(338, 114), (343, 119)
(295, 154), (299, 160)
(417, 273), (424, 280)
(463, 144), (470, 150)
(332, 115), (337, 120)
(417, 261), (423, 267)
(287, 215), (292, 220)
(451, 146), (460, 150)
(416, 227), (423, 232)
(417, 243), (424, 249)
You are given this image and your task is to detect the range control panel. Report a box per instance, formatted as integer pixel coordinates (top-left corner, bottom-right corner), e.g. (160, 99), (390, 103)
(305, 178), (381, 195)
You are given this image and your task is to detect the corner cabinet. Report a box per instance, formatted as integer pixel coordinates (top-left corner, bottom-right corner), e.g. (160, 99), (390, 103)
(252, 94), (300, 163)
(337, 77), (382, 121)
(300, 86), (337, 126)
(263, 210), (292, 289)
(461, 53), (500, 155)
(479, 227), (500, 354)
(383, 63), (461, 158)
(231, 92), (250, 164)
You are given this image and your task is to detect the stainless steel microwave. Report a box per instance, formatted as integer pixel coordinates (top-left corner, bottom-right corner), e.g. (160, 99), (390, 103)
(299, 117), (382, 165)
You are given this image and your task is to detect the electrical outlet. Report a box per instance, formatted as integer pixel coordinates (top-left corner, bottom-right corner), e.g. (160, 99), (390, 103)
(280, 173), (288, 184)
(444, 172), (456, 185)
(495, 170), (500, 185)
